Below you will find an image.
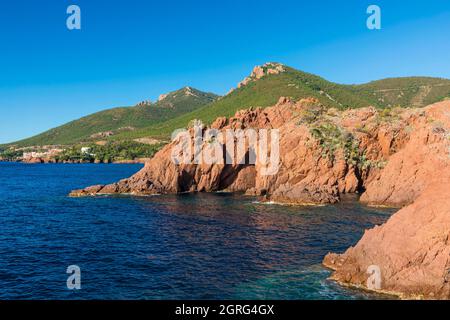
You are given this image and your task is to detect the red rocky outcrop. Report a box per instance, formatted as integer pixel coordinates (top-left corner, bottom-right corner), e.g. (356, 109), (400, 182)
(324, 101), (450, 299)
(70, 98), (450, 299)
(70, 97), (372, 202)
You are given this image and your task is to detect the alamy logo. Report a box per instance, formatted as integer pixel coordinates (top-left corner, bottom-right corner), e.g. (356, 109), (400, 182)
(66, 265), (81, 290)
(367, 265), (382, 290)
(171, 122), (280, 176)
(367, 5), (381, 30)
(67, 5), (81, 30)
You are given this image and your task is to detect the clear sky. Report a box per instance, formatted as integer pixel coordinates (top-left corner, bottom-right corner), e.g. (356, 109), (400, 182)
(1, 0), (450, 143)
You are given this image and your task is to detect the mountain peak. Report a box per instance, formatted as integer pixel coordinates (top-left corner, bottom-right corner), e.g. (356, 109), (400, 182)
(251, 62), (286, 78)
(136, 100), (152, 107)
(157, 87), (203, 103)
(184, 86), (199, 98)
(157, 93), (168, 102)
(230, 62), (286, 93)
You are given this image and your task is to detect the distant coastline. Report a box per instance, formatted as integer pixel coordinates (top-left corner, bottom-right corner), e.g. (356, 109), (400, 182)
(0, 158), (148, 164)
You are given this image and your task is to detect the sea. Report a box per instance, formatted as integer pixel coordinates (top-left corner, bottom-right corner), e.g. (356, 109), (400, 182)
(0, 162), (396, 299)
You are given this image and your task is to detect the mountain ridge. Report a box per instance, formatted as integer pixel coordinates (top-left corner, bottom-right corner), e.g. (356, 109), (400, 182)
(111, 64), (450, 141)
(5, 63), (450, 147)
(6, 87), (218, 147)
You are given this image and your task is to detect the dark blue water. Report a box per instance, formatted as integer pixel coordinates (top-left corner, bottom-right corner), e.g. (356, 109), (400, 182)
(0, 162), (395, 300)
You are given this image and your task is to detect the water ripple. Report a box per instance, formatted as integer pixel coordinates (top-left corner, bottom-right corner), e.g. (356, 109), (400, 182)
(0, 163), (395, 300)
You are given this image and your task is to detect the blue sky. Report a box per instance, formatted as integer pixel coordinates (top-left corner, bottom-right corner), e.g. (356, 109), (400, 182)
(1, 0), (450, 143)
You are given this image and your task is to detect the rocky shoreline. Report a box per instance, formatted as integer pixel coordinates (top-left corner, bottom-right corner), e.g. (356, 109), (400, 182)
(70, 97), (450, 299)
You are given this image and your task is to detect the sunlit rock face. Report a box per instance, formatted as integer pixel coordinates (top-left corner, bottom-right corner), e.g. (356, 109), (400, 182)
(70, 98), (450, 299)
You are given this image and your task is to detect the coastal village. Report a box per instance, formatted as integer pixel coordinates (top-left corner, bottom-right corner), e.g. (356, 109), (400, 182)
(0, 143), (157, 164)
(0, 146), (93, 163)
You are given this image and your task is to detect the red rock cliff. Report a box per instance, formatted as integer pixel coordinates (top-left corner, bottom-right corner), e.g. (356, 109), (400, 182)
(70, 98), (450, 299)
(324, 101), (450, 299)
(70, 97), (384, 203)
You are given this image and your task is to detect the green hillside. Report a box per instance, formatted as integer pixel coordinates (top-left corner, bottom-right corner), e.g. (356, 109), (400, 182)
(112, 65), (450, 140)
(9, 87), (218, 147)
(7, 64), (450, 147)
(111, 66), (373, 140)
(351, 77), (450, 108)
